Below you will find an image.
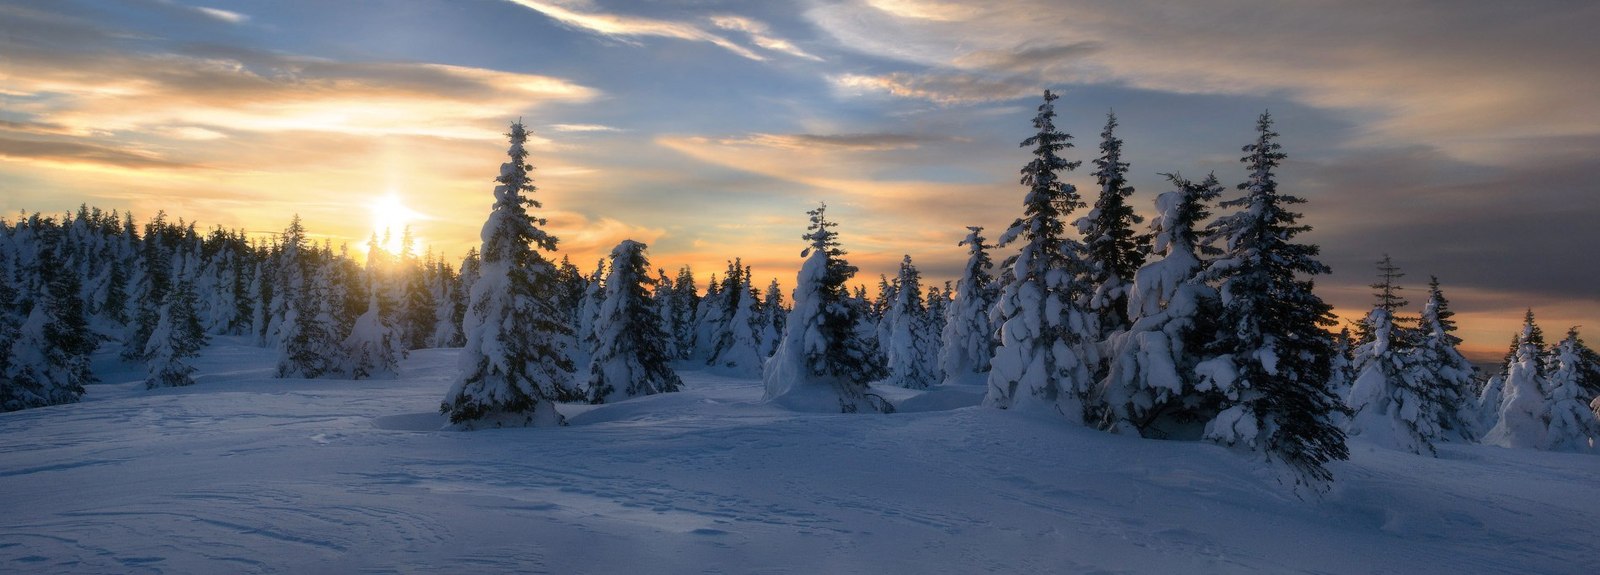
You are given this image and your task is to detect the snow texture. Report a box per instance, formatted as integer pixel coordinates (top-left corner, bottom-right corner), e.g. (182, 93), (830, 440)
(3, 337), (1598, 573)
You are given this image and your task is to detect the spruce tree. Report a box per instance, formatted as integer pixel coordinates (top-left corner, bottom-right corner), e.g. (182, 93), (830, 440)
(1416, 277), (1478, 441)
(1345, 306), (1444, 455)
(884, 255), (938, 389)
(763, 204), (892, 413)
(1543, 329), (1600, 452)
(759, 278), (786, 358)
(1097, 173), (1224, 438)
(707, 261), (764, 377)
(939, 227), (998, 386)
(984, 89), (1099, 422)
(1078, 112), (1147, 337)
(343, 237), (401, 380)
(3, 257), (94, 411)
(670, 266), (700, 359)
(1198, 113), (1347, 486)
(144, 279), (207, 388)
(587, 240), (683, 403)
(1484, 313), (1551, 448)
(441, 122), (578, 427)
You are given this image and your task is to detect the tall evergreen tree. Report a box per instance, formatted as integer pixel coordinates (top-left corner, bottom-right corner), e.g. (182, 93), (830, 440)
(1416, 277), (1478, 441)
(940, 227), (998, 386)
(670, 266), (700, 359)
(1197, 113), (1347, 486)
(1345, 306), (1444, 455)
(1543, 329), (1600, 452)
(984, 89), (1099, 422)
(3, 254), (95, 411)
(763, 204), (893, 413)
(758, 278), (786, 358)
(1097, 173), (1223, 438)
(707, 261), (764, 377)
(343, 237), (401, 380)
(1484, 313), (1551, 449)
(144, 279), (207, 388)
(1077, 112), (1146, 337)
(441, 122), (578, 428)
(587, 240), (683, 403)
(884, 255), (938, 389)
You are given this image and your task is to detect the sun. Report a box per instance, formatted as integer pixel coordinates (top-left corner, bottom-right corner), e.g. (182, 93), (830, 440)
(370, 192), (423, 254)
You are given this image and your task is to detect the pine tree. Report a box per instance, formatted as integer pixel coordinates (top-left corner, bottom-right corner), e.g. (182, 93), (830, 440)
(3, 257), (95, 411)
(670, 266), (700, 359)
(1197, 113), (1347, 486)
(1345, 306), (1444, 455)
(1416, 277), (1478, 441)
(652, 268), (681, 360)
(1077, 112), (1147, 337)
(884, 255), (938, 389)
(144, 279), (207, 388)
(984, 89), (1099, 422)
(940, 227), (998, 386)
(1484, 313), (1550, 449)
(759, 278), (786, 358)
(278, 254), (345, 378)
(587, 240), (683, 403)
(1097, 173), (1224, 438)
(343, 237), (401, 380)
(1541, 330), (1600, 452)
(763, 204), (893, 413)
(707, 261), (764, 377)
(441, 122), (578, 428)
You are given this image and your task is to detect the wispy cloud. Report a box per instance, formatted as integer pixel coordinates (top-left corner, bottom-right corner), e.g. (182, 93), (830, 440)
(548, 123), (623, 133)
(831, 72), (1036, 105)
(193, 6), (249, 24)
(503, 0), (765, 61)
(503, 1), (819, 62)
(709, 15), (822, 61)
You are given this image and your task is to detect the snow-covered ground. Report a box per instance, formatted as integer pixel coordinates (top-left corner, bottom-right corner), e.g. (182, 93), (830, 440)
(2, 337), (1595, 574)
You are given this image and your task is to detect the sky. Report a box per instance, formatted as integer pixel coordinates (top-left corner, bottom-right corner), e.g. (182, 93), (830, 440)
(2, 0), (1597, 361)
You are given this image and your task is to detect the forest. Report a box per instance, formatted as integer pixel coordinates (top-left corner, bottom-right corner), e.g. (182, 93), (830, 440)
(4, 92), (1597, 489)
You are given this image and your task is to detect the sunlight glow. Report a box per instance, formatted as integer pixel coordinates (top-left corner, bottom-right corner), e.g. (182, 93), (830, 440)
(371, 192), (424, 255)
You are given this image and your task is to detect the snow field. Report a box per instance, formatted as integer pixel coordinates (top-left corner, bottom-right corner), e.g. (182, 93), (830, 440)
(2, 337), (1597, 573)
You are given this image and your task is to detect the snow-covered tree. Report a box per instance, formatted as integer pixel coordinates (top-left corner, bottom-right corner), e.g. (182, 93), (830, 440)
(984, 90), (1099, 422)
(573, 258), (606, 367)
(1416, 277), (1478, 441)
(707, 260), (764, 376)
(1197, 113), (1347, 486)
(1542, 330), (1600, 453)
(441, 122), (579, 428)
(343, 238), (401, 380)
(763, 204), (893, 413)
(1484, 314), (1550, 449)
(1077, 112), (1146, 338)
(587, 240), (683, 403)
(144, 279), (207, 388)
(884, 255), (938, 389)
(758, 278), (786, 358)
(1345, 307), (1444, 455)
(2, 260), (94, 411)
(1097, 173), (1223, 438)
(940, 227), (998, 386)
(670, 266), (700, 359)
(277, 255), (345, 379)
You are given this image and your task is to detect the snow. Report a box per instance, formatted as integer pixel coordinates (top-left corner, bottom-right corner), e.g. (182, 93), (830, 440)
(4, 338), (1597, 573)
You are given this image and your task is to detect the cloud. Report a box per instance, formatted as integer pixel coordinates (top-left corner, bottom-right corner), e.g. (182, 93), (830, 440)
(831, 72), (1037, 105)
(709, 15), (823, 61)
(0, 136), (199, 170)
(809, 0), (1600, 162)
(548, 123), (623, 133)
(192, 6), (248, 24)
(504, 0), (762, 61)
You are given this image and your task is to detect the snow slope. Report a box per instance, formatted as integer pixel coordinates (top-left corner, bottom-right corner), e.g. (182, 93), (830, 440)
(1, 337), (1596, 573)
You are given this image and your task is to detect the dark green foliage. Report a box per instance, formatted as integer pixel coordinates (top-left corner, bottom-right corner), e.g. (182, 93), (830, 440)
(1203, 112), (1347, 486)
